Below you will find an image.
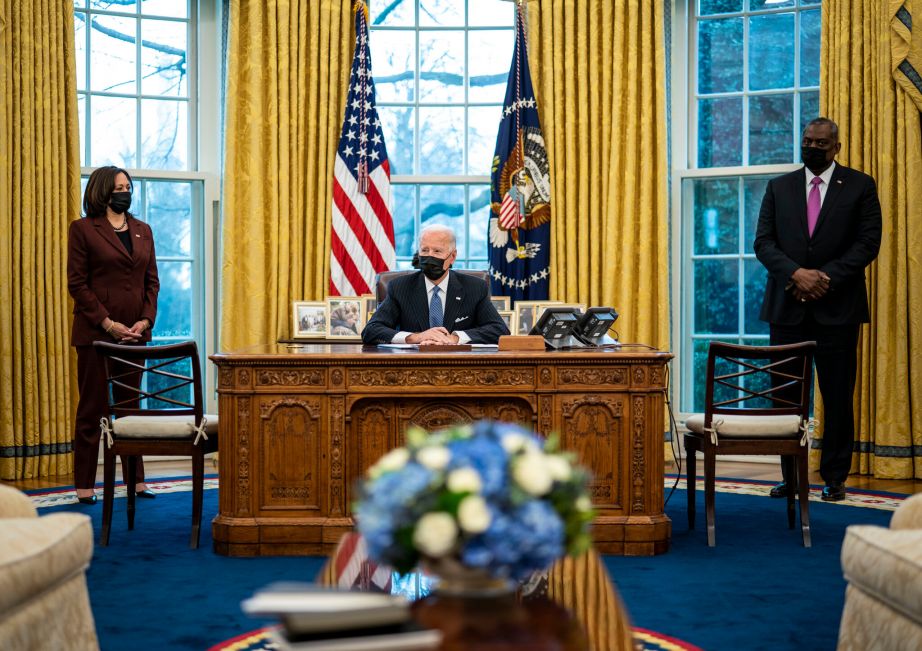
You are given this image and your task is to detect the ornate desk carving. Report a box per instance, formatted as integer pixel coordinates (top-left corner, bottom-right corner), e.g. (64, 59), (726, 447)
(210, 344), (673, 556)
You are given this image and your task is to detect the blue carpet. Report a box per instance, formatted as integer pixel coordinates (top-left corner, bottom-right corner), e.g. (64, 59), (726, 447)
(40, 481), (894, 651)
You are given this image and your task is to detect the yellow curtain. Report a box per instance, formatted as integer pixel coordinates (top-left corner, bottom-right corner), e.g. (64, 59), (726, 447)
(528, 1), (671, 461)
(221, 0), (352, 351)
(819, 1), (922, 478)
(0, 0), (81, 480)
(529, 0), (669, 351)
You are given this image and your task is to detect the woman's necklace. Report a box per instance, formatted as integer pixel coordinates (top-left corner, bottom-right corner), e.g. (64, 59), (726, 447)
(112, 214), (128, 231)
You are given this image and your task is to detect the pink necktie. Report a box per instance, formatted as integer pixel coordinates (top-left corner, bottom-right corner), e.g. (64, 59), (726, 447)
(807, 177), (822, 236)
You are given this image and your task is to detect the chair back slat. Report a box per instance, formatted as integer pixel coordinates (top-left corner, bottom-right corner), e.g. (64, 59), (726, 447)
(705, 341), (816, 424)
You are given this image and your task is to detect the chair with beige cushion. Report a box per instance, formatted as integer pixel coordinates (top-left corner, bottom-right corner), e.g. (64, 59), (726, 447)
(684, 341), (816, 547)
(837, 492), (922, 650)
(94, 340), (218, 549)
(0, 484), (99, 651)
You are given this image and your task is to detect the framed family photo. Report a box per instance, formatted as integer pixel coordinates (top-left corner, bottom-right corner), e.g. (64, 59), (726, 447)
(497, 310), (514, 333)
(292, 301), (327, 339)
(512, 301), (562, 336)
(325, 296), (365, 340)
(490, 296), (511, 312)
(361, 293), (377, 316)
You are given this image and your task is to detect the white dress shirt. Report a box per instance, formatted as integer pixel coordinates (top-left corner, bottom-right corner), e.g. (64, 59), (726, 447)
(805, 160), (836, 208)
(391, 274), (471, 344)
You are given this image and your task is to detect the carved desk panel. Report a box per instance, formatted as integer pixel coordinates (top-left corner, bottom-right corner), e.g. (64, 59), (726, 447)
(210, 343), (673, 557)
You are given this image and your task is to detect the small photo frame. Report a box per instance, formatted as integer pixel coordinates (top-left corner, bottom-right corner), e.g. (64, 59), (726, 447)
(490, 296), (511, 312)
(361, 293), (377, 316)
(497, 310), (514, 333)
(512, 301), (560, 336)
(292, 301), (327, 339)
(326, 297), (365, 339)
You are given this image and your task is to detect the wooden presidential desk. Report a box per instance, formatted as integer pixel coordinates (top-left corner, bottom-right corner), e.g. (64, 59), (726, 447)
(210, 343), (673, 557)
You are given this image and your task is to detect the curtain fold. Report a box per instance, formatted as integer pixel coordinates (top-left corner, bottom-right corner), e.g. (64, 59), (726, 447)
(0, 0), (81, 480)
(220, 0), (351, 351)
(819, 1), (922, 478)
(529, 0), (669, 350)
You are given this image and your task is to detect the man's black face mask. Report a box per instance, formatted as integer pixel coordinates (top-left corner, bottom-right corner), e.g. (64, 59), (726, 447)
(801, 146), (831, 172)
(417, 255), (448, 281)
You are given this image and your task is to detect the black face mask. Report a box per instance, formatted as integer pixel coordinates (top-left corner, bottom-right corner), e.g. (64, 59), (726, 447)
(411, 252), (420, 269)
(109, 191), (132, 214)
(801, 146), (831, 173)
(417, 255), (448, 281)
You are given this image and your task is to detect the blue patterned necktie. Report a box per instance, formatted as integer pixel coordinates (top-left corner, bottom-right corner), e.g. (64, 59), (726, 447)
(429, 286), (443, 328)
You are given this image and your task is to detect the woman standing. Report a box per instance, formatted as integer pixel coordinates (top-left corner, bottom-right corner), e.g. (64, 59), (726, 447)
(67, 166), (159, 504)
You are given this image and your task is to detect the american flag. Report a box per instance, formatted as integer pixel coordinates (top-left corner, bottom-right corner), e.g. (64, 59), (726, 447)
(329, 1), (395, 297)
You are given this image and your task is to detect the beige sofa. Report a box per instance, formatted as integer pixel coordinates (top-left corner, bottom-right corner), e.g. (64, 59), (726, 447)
(838, 492), (922, 651)
(0, 484), (99, 651)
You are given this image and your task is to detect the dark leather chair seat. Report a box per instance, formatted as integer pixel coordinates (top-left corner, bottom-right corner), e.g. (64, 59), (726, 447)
(374, 269), (491, 306)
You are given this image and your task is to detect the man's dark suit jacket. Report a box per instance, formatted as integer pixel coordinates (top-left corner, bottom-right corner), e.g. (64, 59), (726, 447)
(361, 270), (509, 345)
(67, 215), (160, 346)
(753, 164), (882, 326)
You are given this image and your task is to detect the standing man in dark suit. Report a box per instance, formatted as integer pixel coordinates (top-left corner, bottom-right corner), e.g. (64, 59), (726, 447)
(754, 117), (882, 502)
(362, 225), (509, 345)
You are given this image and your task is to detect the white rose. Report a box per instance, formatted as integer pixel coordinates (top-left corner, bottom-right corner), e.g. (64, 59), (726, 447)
(369, 447), (409, 478)
(457, 495), (491, 534)
(416, 445), (450, 470)
(545, 455), (572, 482)
(513, 452), (553, 496)
(500, 433), (528, 454)
(576, 495), (592, 512)
(446, 467), (482, 494)
(413, 512), (458, 557)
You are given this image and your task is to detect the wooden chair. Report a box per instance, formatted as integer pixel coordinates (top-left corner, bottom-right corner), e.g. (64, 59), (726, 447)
(374, 269), (491, 305)
(684, 341), (816, 547)
(94, 340), (218, 549)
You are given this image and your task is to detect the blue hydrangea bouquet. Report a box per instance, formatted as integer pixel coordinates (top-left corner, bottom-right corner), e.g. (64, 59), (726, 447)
(354, 420), (594, 581)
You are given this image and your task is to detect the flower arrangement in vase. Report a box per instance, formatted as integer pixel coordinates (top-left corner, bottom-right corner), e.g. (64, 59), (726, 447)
(354, 420), (594, 585)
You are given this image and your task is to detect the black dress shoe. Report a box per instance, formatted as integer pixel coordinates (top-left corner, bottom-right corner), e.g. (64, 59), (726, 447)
(135, 489), (156, 499)
(769, 482), (794, 498)
(821, 482), (846, 502)
(77, 494), (98, 505)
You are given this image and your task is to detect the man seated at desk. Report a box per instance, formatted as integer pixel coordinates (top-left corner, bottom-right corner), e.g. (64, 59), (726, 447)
(362, 225), (509, 345)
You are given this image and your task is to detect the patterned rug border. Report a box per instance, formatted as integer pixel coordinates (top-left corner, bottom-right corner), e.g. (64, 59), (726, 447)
(27, 474), (905, 511)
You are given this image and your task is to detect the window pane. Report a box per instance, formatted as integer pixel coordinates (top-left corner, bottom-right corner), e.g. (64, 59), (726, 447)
(800, 91), (819, 133)
(145, 181), (192, 257)
(468, 0), (514, 27)
(419, 31), (464, 103)
(377, 106), (415, 174)
(751, 0), (794, 9)
(691, 338), (740, 412)
(697, 18), (743, 93)
(141, 0), (188, 18)
(153, 260), (193, 337)
(467, 106), (501, 175)
(698, 97), (742, 167)
(749, 94), (793, 165)
(419, 107), (464, 174)
(744, 259), (768, 335)
(141, 19), (188, 97)
(743, 177), (769, 252)
(74, 0), (85, 8)
(694, 259), (739, 334)
(800, 9), (821, 87)
(419, 0), (463, 27)
(468, 185), (491, 261)
(89, 15), (137, 93)
(371, 30), (416, 103)
(693, 179), (738, 255)
(420, 185), (466, 254)
(90, 96), (137, 167)
(370, 0), (414, 26)
(91, 0), (135, 10)
(468, 30), (513, 103)
(698, 0), (742, 15)
(749, 13), (795, 90)
(75, 13), (87, 91)
(78, 94), (87, 166)
(392, 185), (417, 257)
(141, 99), (188, 169)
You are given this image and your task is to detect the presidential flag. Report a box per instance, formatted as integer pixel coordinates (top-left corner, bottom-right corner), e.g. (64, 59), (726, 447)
(330, 1), (395, 297)
(488, 3), (551, 301)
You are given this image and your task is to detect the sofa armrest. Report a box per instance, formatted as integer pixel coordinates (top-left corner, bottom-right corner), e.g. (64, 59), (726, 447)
(891, 493), (922, 531)
(0, 484), (38, 519)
